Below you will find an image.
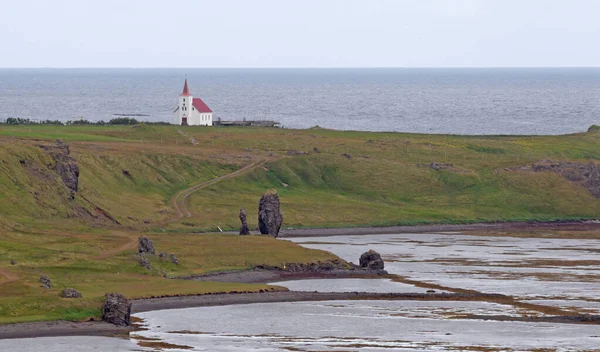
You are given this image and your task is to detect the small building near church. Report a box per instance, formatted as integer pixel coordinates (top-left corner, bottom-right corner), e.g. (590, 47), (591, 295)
(172, 79), (213, 126)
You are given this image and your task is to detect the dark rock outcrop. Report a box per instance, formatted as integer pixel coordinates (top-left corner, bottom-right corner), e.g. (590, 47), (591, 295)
(39, 275), (51, 289)
(258, 190), (283, 238)
(102, 293), (132, 326)
(279, 259), (348, 272)
(159, 252), (167, 259)
(239, 208), (250, 236)
(138, 255), (151, 270)
(430, 162), (453, 171)
(61, 288), (82, 298)
(39, 140), (80, 199)
(359, 250), (385, 270)
(520, 160), (600, 198)
(168, 253), (179, 265)
(138, 236), (156, 255)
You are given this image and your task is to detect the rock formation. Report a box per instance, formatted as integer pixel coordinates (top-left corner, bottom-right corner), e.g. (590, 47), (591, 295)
(39, 140), (80, 199)
(168, 253), (179, 265)
(529, 160), (600, 198)
(277, 259), (348, 272)
(39, 275), (51, 289)
(258, 190), (283, 238)
(138, 236), (156, 255)
(159, 252), (167, 259)
(102, 293), (132, 326)
(239, 208), (250, 236)
(138, 255), (151, 270)
(430, 162), (454, 171)
(359, 250), (385, 270)
(61, 288), (82, 298)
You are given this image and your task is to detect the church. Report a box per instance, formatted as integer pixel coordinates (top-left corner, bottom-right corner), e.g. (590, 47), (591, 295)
(172, 79), (213, 126)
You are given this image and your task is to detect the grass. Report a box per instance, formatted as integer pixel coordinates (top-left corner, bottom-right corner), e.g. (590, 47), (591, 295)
(1, 123), (600, 323)
(2, 124), (600, 231)
(0, 229), (338, 324)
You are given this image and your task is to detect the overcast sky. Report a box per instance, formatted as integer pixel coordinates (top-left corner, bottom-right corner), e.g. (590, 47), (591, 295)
(1, 0), (598, 68)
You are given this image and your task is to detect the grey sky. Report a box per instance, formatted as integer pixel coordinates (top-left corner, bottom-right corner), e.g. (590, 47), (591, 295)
(1, 0), (598, 68)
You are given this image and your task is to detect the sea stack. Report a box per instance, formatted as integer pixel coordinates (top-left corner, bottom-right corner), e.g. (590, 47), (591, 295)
(258, 190), (283, 238)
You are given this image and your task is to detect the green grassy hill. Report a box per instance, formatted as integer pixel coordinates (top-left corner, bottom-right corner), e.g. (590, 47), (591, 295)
(1, 123), (600, 323)
(1, 124), (600, 232)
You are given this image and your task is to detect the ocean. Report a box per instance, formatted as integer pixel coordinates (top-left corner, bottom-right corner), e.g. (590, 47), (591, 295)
(0, 68), (598, 135)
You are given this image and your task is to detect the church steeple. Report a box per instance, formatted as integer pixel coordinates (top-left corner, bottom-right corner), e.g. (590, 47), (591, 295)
(181, 78), (191, 97)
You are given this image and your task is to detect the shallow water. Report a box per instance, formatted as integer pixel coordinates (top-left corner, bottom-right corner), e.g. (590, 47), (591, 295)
(290, 233), (600, 301)
(131, 301), (600, 351)
(0, 336), (140, 352)
(4, 232), (599, 351)
(269, 278), (444, 294)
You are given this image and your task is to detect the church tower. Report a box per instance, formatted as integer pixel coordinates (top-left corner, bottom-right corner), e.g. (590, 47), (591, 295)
(178, 79), (192, 125)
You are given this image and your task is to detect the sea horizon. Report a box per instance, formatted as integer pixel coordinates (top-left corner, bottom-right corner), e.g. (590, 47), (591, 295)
(1, 67), (598, 135)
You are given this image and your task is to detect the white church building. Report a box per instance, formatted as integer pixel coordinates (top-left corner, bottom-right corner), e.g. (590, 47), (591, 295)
(172, 79), (213, 126)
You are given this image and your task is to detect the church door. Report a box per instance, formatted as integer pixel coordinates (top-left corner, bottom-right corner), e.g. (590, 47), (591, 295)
(181, 117), (188, 126)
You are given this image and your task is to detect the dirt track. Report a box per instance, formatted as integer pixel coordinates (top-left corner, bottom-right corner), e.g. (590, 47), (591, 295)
(171, 158), (270, 219)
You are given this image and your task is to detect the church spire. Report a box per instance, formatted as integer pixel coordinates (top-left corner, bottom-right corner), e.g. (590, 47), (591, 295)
(181, 78), (191, 97)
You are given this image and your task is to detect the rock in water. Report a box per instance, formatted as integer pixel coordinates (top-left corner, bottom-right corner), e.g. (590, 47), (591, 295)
(102, 293), (132, 326)
(138, 236), (156, 255)
(61, 288), (82, 298)
(258, 190), (283, 238)
(359, 250), (385, 270)
(39, 275), (51, 289)
(239, 208), (250, 236)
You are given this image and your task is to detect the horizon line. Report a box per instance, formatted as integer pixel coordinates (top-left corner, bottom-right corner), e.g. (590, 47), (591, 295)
(1, 66), (599, 70)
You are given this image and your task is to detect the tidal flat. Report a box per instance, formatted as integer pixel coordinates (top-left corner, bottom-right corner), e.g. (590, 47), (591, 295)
(3, 231), (599, 351)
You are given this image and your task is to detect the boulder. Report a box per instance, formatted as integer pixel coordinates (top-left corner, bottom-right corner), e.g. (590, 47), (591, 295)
(39, 275), (51, 289)
(359, 250), (384, 270)
(159, 252), (167, 259)
(258, 190), (283, 238)
(61, 288), (82, 298)
(239, 208), (250, 236)
(138, 255), (151, 270)
(102, 293), (132, 326)
(138, 236), (155, 255)
(168, 253), (179, 265)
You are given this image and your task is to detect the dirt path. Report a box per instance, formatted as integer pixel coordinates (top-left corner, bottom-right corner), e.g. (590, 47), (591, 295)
(170, 158), (271, 220)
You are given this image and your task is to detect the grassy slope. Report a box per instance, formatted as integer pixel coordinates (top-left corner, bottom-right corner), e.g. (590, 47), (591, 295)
(182, 128), (600, 230)
(2, 124), (600, 230)
(1, 124), (600, 323)
(0, 230), (338, 324)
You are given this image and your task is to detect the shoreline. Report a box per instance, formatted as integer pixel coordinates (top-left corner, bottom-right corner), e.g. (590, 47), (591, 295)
(279, 219), (600, 237)
(4, 288), (600, 340)
(3, 220), (600, 341)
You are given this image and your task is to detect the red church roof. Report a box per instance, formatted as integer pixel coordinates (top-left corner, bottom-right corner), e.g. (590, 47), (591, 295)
(181, 79), (191, 96)
(193, 98), (212, 113)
